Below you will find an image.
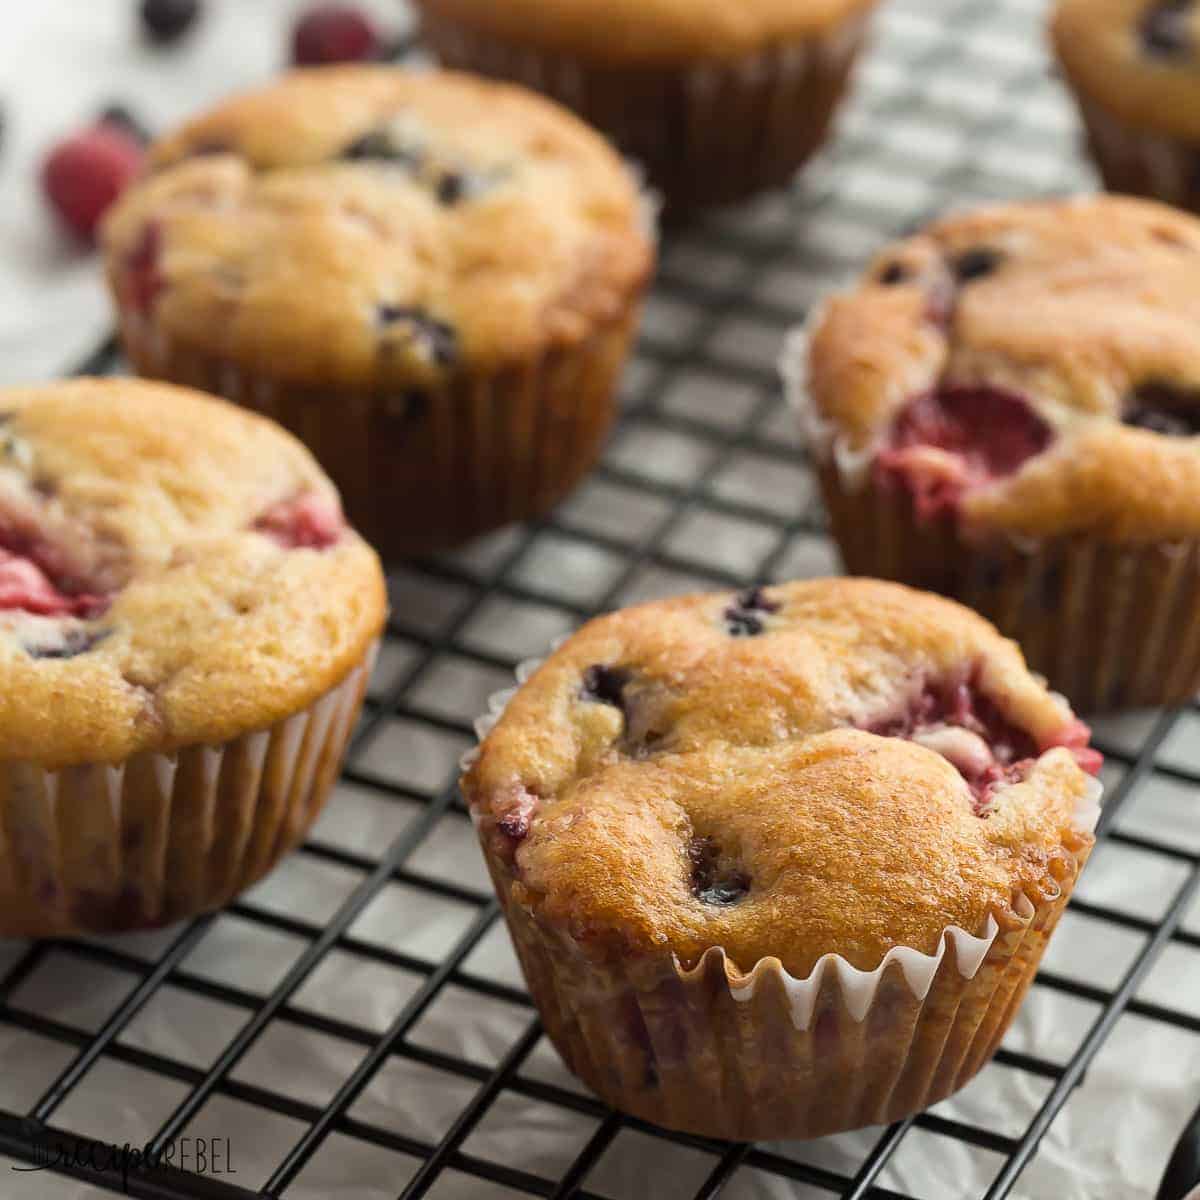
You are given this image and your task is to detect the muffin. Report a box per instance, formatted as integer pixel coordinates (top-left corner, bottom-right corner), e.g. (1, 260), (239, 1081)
(787, 195), (1200, 713)
(463, 578), (1101, 1140)
(0, 378), (385, 937)
(413, 0), (877, 213)
(1052, 0), (1200, 211)
(101, 67), (654, 559)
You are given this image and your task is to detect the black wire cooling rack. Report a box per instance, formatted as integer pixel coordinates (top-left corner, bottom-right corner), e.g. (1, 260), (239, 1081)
(3, 1), (1200, 1197)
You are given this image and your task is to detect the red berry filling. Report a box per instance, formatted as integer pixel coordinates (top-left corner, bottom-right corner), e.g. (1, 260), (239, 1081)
(253, 491), (344, 550)
(125, 223), (165, 316)
(0, 547), (105, 618)
(874, 386), (1053, 520)
(864, 671), (1100, 814)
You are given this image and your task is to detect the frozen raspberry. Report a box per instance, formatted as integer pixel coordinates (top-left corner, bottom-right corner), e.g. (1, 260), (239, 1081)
(140, 0), (201, 44)
(42, 125), (144, 243)
(254, 492), (344, 550)
(292, 5), (380, 66)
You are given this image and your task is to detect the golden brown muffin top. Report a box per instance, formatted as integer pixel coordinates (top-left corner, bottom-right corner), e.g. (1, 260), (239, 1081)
(464, 579), (1099, 977)
(1053, 0), (1200, 141)
(0, 379), (386, 769)
(415, 0), (877, 65)
(101, 67), (653, 391)
(797, 196), (1200, 542)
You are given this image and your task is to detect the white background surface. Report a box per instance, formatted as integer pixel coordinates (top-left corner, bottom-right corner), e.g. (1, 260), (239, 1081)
(1, 2), (1199, 1199)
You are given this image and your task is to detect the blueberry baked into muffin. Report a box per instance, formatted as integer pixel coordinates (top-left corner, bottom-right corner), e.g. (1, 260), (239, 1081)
(413, 0), (877, 213)
(102, 67), (654, 558)
(0, 379), (385, 937)
(1052, 0), (1200, 212)
(787, 195), (1200, 712)
(464, 578), (1101, 1140)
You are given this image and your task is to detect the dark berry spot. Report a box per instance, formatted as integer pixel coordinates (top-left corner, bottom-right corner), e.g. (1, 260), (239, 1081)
(293, 4), (380, 65)
(1123, 380), (1200, 436)
(25, 628), (110, 660)
(379, 390), (429, 428)
(341, 129), (424, 168)
(437, 171), (465, 206)
(953, 247), (1003, 282)
(878, 261), (910, 285)
(1140, 1), (1192, 56)
(376, 306), (458, 367)
(688, 836), (750, 906)
(140, 0), (201, 44)
(724, 587), (780, 637)
(581, 664), (631, 709)
(98, 104), (150, 146)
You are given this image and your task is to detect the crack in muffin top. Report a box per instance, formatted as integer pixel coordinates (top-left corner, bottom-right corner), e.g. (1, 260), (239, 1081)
(101, 67), (653, 390)
(0, 379), (386, 768)
(414, 0), (877, 64)
(1053, 0), (1200, 142)
(802, 196), (1200, 541)
(464, 579), (1099, 976)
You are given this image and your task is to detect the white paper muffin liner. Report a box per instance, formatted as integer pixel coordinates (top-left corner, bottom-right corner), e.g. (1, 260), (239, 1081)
(461, 637), (1101, 1139)
(418, 9), (873, 212)
(0, 644), (376, 939)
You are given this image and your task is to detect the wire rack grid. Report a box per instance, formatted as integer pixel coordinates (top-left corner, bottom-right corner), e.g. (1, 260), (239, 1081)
(2, 0), (1200, 1197)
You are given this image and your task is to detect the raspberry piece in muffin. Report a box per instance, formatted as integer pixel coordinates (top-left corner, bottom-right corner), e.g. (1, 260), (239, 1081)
(0, 379), (385, 937)
(101, 67), (654, 558)
(465, 578), (1100, 1140)
(791, 195), (1200, 710)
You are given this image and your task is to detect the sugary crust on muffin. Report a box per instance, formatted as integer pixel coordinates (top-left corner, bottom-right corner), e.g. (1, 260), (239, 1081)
(101, 68), (653, 390)
(414, 0), (877, 65)
(464, 578), (1096, 977)
(0, 379), (386, 768)
(804, 195), (1200, 541)
(1052, 0), (1200, 143)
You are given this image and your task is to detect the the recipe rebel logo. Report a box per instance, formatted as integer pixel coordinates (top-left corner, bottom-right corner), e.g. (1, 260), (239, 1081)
(13, 1126), (237, 1193)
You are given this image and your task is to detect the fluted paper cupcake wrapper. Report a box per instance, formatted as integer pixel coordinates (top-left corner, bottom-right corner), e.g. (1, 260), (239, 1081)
(115, 302), (642, 560)
(418, 11), (872, 212)
(1066, 81), (1200, 214)
(780, 327), (1200, 712)
(462, 642), (1100, 1140)
(0, 645), (375, 939)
